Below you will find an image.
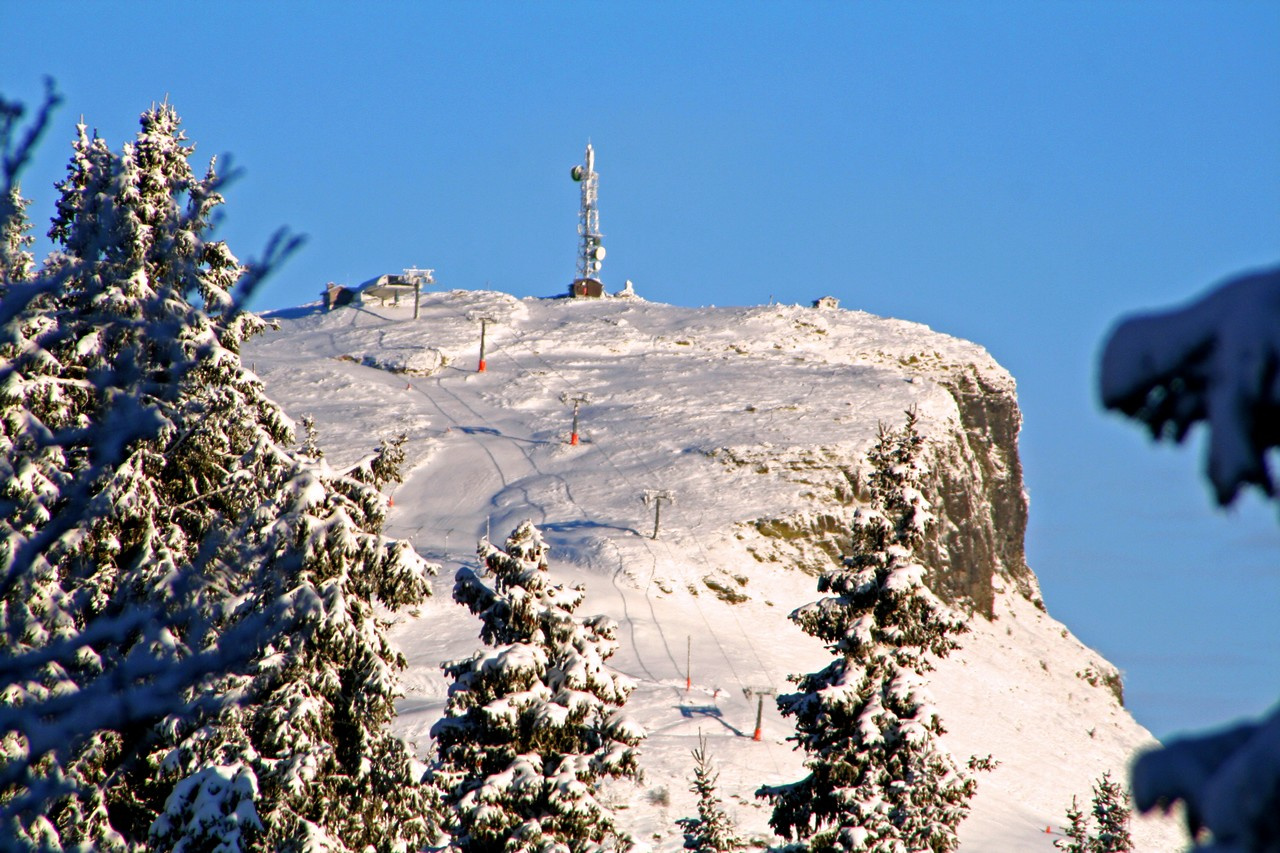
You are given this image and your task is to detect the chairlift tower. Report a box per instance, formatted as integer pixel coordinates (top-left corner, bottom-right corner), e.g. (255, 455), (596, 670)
(569, 142), (605, 297)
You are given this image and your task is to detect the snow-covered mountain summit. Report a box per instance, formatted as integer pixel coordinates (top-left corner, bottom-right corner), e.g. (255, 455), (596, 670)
(246, 289), (1184, 851)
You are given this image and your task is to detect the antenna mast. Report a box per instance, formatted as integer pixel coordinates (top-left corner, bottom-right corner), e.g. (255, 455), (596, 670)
(570, 142), (605, 295)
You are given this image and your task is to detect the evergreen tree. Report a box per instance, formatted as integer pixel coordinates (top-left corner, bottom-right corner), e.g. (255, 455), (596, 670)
(1089, 773), (1132, 853)
(433, 520), (645, 853)
(758, 410), (975, 853)
(0, 183), (34, 285)
(1056, 772), (1133, 853)
(0, 100), (439, 852)
(677, 734), (741, 853)
(1058, 798), (1092, 853)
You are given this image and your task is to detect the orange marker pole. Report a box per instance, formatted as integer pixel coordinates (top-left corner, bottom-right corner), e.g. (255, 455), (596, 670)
(477, 318), (490, 372)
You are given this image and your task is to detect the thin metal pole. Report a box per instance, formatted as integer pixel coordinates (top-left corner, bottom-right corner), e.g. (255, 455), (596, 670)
(686, 635), (691, 692)
(414, 280), (420, 319)
(753, 694), (765, 741)
(478, 319), (488, 372)
(562, 392), (590, 445)
(642, 489), (674, 541)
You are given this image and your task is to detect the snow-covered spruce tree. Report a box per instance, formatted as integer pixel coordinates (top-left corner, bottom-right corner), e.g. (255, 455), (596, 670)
(0, 89), (53, 294)
(758, 410), (975, 853)
(433, 520), (645, 853)
(677, 734), (742, 853)
(0, 97), (220, 851)
(0, 183), (35, 285)
(0, 101), (438, 851)
(1055, 772), (1133, 853)
(147, 431), (441, 853)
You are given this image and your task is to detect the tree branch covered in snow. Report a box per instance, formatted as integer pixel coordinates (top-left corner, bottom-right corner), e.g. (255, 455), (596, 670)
(1131, 705), (1280, 853)
(1100, 266), (1280, 505)
(1101, 267), (1280, 853)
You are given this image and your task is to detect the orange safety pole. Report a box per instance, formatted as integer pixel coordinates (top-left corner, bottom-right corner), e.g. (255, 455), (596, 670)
(686, 635), (691, 692)
(478, 318), (490, 372)
(753, 693), (764, 741)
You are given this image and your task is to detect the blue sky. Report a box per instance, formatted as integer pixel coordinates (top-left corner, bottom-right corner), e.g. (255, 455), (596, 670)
(5, 1), (1277, 740)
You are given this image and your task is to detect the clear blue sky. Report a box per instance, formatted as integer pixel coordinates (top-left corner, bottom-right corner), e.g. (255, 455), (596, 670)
(6, 1), (1278, 741)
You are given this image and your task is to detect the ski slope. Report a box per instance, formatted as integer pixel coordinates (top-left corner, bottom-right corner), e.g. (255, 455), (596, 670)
(246, 289), (1186, 851)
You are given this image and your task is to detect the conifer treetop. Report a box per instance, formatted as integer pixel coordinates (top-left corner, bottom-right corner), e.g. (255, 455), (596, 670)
(759, 411), (975, 852)
(434, 520), (644, 853)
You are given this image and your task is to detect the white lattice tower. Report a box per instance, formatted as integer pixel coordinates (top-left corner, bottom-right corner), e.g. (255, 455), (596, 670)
(571, 142), (604, 282)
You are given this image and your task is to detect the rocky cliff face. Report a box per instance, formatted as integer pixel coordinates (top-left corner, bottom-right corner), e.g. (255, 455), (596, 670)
(929, 366), (1039, 614)
(732, 362), (1038, 621)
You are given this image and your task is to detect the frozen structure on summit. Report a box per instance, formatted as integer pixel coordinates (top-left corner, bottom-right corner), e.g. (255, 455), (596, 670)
(569, 142), (606, 298)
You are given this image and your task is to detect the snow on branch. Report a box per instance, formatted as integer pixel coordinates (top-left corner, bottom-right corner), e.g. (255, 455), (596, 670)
(1132, 705), (1280, 853)
(1101, 265), (1280, 852)
(1100, 266), (1280, 505)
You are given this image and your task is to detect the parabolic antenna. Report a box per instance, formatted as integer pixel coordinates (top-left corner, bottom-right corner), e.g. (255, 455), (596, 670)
(571, 165), (584, 182)
(593, 246), (606, 260)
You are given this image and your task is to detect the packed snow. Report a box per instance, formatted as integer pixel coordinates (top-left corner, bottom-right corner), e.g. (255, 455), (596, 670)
(247, 289), (1186, 851)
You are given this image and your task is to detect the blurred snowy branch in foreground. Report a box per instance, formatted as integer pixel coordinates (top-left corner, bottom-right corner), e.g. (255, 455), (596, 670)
(1100, 266), (1280, 506)
(1101, 267), (1280, 853)
(1131, 707), (1280, 853)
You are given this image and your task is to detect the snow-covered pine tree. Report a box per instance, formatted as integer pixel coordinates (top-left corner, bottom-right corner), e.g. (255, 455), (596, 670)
(1058, 799), (1092, 853)
(1, 100), (213, 850)
(148, 431), (441, 853)
(1088, 773), (1133, 853)
(0, 100), (438, 852)
(0, 183), (35, 285)
(758, 410), (975, 853)
(1055, 772), (1133, 853)
(677, 733), (742, 853)
(434, 520), (645, 853)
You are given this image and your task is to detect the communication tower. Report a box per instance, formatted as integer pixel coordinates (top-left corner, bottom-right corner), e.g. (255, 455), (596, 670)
(569, 142), (605, 297)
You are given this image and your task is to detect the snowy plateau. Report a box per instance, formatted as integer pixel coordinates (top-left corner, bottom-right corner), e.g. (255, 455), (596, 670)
(246, 289), (1186, 852)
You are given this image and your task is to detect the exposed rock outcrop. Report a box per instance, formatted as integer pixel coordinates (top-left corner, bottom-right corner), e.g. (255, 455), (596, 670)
(738, 364), (1038, 620)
